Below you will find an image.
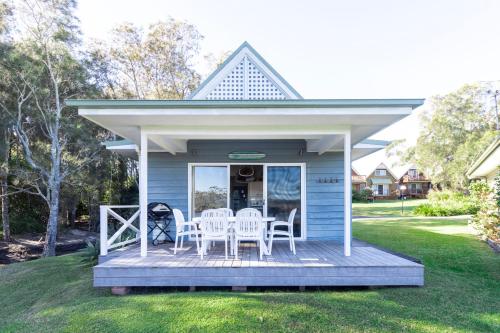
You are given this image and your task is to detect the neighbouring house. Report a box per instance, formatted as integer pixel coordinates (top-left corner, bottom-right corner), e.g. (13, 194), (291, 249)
(352, 167), (367, 192)
(69, 41), (424, 290)
(467, 136), (500, 188)
(398, 166), (432, 198)
(366, 163), (398, 199)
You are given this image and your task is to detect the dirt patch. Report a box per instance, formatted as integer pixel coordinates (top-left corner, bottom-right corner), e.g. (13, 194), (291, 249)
(0, 229), (97, 264)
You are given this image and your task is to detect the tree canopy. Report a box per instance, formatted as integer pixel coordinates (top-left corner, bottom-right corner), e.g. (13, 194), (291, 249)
(0, 0), (203, 255)
(389, 83), (497, 190)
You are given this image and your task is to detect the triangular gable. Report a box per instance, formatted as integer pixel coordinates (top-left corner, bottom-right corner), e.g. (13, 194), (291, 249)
(188, 41), (302, 100)
(398, 165), (430, 181)
(368, 162), (398, 180)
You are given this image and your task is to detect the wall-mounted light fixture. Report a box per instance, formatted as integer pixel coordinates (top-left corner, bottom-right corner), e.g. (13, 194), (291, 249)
(228, 151), (266, 160)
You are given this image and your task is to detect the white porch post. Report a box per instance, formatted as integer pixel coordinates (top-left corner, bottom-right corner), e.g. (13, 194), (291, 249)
(139, 130), (148, 257)
(343, 130), (352, 256)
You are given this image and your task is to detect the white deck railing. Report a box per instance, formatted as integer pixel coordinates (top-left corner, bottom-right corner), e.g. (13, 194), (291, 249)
(100, 205), (141, 256)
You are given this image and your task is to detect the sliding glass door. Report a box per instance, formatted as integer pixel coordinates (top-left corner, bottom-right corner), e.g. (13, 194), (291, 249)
(265, 165), (303, 238)
(189, 163), (305, 238)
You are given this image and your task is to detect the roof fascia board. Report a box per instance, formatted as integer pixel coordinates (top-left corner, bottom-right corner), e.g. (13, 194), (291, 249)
(466, 136), (500, 177)
(68, 98), (424, 109)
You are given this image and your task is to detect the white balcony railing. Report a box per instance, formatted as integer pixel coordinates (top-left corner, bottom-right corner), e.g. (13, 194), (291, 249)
(100, 205), (140, 256)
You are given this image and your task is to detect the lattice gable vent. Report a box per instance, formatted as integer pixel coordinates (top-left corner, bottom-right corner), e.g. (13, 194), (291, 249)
(206, 57), (286, 100)
(188, 42), (302, 100)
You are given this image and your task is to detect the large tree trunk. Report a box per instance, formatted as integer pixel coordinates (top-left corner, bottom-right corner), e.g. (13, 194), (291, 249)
(1, 129), (10, 242)
(1, 176), (9, 242)
(43, 180), (60, 257)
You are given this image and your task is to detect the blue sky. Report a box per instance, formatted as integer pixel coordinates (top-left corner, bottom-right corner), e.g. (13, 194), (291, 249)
(77, 0), (500, 176)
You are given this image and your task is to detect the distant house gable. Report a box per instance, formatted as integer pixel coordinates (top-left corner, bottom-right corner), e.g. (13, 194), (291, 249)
(398, 165), (431, 183)
(188, 41), (302, 100)
(367, 163), (397, 181)
(366, 163), (398, 197)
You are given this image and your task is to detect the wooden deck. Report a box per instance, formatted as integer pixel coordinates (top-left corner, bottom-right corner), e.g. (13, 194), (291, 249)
(94, 240), (424, 288)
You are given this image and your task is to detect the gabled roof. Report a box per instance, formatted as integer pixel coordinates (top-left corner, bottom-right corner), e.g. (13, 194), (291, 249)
(397, 165), (430, 181)
(188, 41), (302, 100)
(368, 162), (398, 180)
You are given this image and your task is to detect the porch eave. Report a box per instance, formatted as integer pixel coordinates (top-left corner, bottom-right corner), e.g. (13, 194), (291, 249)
(67, 98), (425, 109)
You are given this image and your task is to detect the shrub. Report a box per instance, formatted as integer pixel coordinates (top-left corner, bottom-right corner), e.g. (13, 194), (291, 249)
(414, 201), (478, 216)
(469, 178), (500, 245)
(414, 189), (478, 216)
(80, 240), (100, 265)
(352, 188), (372, 202)
(427, 189), (467, 202)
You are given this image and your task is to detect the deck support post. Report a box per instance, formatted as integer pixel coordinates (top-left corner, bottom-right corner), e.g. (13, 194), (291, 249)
(139, 131), (148, 257)
(232, 286), (247, 292)
(100, 206), (108, 256)
(344, 130), (352, 256)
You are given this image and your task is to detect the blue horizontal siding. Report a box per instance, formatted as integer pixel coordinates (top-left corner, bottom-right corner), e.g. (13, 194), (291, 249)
(148, 140), (344, 241)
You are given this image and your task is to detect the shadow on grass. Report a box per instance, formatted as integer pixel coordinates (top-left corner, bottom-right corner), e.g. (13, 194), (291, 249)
(1, 217), (499, 332)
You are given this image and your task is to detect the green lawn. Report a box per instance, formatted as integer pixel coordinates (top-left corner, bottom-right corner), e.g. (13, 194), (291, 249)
(353, 199), (427, 217)
(1, 218), (499, 333)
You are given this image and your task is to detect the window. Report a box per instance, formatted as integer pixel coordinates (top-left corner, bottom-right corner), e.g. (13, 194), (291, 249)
(377, 185), (384, 195)
(409, 169), (418, 178)
(375, 169), (386, 176)
(191, 166), (228, 217)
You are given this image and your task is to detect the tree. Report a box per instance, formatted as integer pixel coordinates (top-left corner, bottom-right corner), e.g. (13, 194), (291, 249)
(0, 0), (94, 256)
(388, 83), (497, 190)
(86, 19), (202, 99)
(0, 0), (13, 241)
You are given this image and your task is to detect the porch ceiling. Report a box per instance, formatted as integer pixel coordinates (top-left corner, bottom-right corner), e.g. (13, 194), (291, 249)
(70, 99), (424, 157)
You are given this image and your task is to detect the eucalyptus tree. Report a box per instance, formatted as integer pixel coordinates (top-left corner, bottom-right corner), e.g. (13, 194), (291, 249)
(0, 0), (13, 241)
(0, 0), (95, 256)
(387, 83), (497, 190)
(87, 19), (202, 99)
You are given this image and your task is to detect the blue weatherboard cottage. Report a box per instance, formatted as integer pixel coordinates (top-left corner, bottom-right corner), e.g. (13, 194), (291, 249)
(68, 42), (424, 290)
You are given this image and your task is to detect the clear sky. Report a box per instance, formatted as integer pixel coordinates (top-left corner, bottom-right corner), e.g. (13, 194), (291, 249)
(76, 0), (500, 176)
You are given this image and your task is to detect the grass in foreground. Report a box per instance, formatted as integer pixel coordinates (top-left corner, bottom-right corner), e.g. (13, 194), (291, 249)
(0, 217), (499, 332)
(353, 199), (427, 217)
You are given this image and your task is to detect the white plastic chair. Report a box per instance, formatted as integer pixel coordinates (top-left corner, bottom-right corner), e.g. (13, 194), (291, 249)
(173, 208), (201, 254)
(216, 208), (234, 253)
(268, 208), (297, 255)
(200, 209), (230, 259)
(234, 208), (265, 260)
(217, 208), (234, 217)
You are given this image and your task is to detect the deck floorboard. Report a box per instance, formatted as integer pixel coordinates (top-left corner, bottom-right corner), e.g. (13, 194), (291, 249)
(95, 240), (424, 287)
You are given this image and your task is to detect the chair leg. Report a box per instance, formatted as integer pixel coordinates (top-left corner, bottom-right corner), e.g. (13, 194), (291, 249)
(291, 234), (296, 255)
(268, 231), (274, 255)
(194, 232), (200, 254)
(225, 238), (228, 260)
(200, 240), (204, 260)
(180, 235), (184, 249)
(259, 240), (263, 260)
(174, 234), (179, 254)
(234, 239), (238, 260)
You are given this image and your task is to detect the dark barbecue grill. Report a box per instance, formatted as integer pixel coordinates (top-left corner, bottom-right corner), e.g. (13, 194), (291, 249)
(147, 202), (174, 244)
